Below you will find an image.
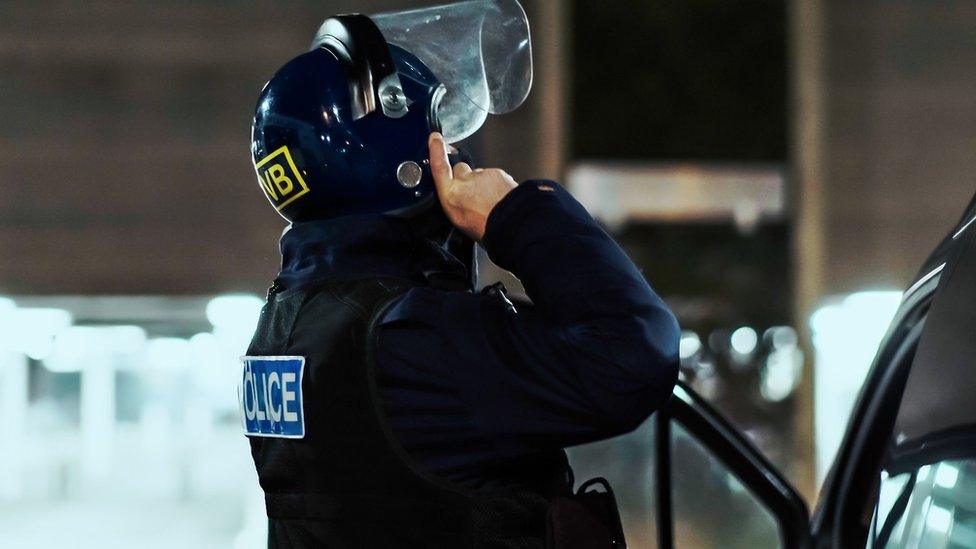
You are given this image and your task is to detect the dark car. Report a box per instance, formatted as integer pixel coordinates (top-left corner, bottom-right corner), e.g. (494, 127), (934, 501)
(569, 192), (976, 548)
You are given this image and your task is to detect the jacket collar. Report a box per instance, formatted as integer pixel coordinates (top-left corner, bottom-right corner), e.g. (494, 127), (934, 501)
(276, 215), (470, 292)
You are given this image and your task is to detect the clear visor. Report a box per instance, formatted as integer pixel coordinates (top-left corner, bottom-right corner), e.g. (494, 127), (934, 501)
(371, 0), (532, 142)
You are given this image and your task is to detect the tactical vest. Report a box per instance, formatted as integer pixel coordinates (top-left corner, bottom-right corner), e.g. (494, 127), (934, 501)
(244, 277), (571, 548)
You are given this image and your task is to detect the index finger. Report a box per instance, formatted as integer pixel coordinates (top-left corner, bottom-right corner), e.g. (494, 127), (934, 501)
(428, 132), (452, 185)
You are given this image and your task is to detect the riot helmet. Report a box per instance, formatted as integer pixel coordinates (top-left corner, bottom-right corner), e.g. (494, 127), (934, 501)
(250, 0), (532, 224)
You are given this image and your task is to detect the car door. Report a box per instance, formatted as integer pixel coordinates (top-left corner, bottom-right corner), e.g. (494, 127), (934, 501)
(810, 193), (976, 548)
(868, 226), (976, 548)
(567, 380), (811, 548)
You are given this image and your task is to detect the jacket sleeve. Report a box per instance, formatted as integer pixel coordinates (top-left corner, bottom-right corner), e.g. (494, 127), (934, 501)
(375, 180), (680, 461)
(472, 180), (680, 448)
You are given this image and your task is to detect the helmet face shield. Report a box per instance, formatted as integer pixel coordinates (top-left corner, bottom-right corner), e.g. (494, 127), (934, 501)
(370, 0), (532, 142)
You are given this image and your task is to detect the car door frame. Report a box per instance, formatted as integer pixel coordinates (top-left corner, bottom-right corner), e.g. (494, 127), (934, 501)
(655, 381), (812, 548)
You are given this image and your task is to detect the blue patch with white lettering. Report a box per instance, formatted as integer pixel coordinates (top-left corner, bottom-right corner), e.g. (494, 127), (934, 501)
(240, 356), (306, 438)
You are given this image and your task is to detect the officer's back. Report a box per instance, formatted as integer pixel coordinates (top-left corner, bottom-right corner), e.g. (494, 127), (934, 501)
(242, 6), (679, 548)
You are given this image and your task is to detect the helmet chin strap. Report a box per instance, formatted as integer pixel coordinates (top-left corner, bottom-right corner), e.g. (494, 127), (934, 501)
(444, 227), (477, 290)
(396, 197), (474, 290)
(436, 145), (478, 289)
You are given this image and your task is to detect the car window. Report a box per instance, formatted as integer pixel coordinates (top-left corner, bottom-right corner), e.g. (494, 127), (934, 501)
(671, 421), (780, 548)
(569, 413), (787, 549)
(868, 459), (976, 548)
(892, 230), (976, 445)
(567, 416), (659, 548)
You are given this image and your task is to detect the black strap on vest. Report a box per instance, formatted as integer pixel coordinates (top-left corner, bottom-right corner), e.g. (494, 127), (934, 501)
(246, 278), (564, 548)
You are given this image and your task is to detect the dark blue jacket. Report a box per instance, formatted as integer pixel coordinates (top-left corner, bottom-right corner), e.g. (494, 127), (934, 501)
(275, 180), (680, 490)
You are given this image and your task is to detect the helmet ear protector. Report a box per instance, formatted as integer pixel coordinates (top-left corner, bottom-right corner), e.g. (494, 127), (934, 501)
(312, 15), (411, 121)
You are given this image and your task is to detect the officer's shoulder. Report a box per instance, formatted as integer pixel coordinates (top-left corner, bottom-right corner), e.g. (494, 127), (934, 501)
(378, 286), (506, 328)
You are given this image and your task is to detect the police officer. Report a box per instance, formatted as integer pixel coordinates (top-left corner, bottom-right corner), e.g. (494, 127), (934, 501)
(242, 2), (679, 547)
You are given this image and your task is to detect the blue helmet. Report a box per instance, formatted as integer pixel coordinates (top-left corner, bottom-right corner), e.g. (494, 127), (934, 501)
(250, 2), (532, 223)
(251, 16), (442, 223)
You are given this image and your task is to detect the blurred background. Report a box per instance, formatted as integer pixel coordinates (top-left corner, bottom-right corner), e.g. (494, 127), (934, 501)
(1, 0), (974, 547)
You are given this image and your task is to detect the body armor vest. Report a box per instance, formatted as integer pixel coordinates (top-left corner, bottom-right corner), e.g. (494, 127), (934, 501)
(245, 277), (570, 548)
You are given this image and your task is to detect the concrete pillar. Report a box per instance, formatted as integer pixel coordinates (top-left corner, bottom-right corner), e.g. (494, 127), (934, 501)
(790, 0), (826, 502)
(0, 352), (29, 500)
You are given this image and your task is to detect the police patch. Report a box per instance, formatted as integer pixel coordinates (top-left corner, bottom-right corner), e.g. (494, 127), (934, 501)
(240, 356), (306, 438)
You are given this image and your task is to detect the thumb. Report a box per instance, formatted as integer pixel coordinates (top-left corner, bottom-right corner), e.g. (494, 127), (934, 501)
(428, 132), (453, 188)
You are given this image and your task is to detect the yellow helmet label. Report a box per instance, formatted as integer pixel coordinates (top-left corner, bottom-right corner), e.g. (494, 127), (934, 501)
(255, 146), (310, 210)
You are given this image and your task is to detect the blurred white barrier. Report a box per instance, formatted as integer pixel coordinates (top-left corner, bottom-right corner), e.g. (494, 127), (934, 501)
(0, 294), (267, 548)
(0, 351), (29, 500)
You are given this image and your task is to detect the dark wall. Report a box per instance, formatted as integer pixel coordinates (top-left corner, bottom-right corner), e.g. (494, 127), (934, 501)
(570, 0), (790, 316)
(572, 0), (787, 162)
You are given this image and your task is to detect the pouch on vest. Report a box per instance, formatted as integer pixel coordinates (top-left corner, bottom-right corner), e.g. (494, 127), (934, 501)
(546, 477), (626, 548)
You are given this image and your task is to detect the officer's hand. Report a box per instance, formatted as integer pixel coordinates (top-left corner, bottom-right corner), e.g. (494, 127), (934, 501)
(429, 132), (517, 241)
